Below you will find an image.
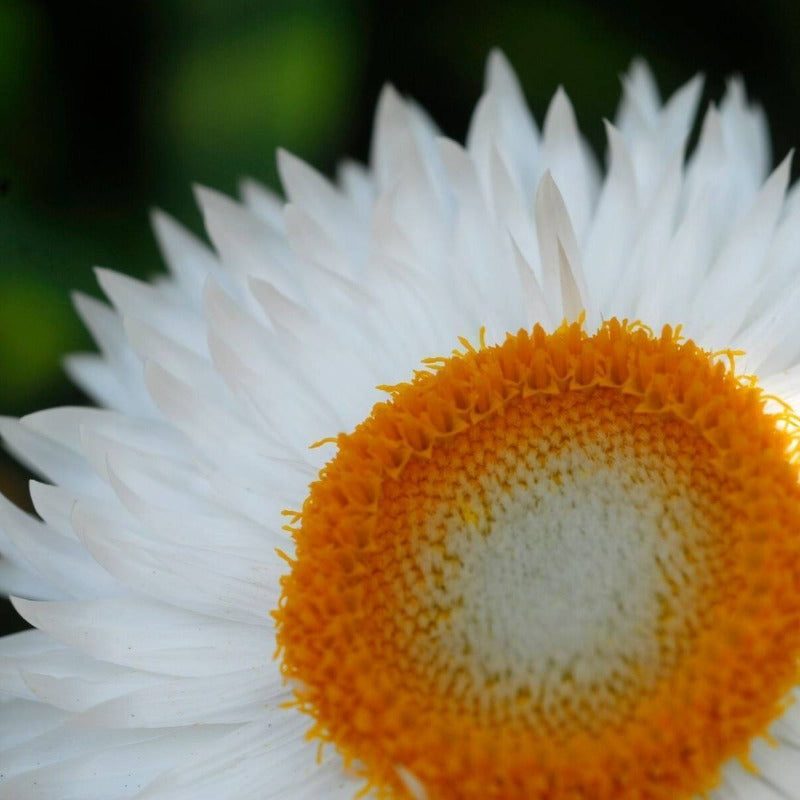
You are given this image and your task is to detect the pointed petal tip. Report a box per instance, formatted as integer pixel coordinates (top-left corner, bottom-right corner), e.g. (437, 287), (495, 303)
(378, 81), (401, 103)
(485, 48), (516, 89)
(70, 289), (106, 318)
(621, 57), (657, 90)
(149, 206), (167, 228)
(69, 289), (88, 310)
(723, 74), (748, 105)
(192, 183), (229, 218)
(276, 147), (323, 192)
(487, 46), (507, 66)
(535, 169), (558, 199)
(275, 146), (295, 172)
(93, 266), (117, 290)
(9, 594), (35, 620)
(602, 118), (633, 162)
(778, 148), (794, 173)
(543, 86), (578, 137)
(237, 175), (269, 199)
(373, 83), (405, 128)
(687, 71), (706, 90)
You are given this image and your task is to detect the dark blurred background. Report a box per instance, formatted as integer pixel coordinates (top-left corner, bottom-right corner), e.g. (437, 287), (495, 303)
(2, 0), (800, 634)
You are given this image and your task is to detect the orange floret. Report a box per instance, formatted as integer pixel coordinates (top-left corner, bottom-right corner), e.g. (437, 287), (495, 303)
(275, 318), (800, 800)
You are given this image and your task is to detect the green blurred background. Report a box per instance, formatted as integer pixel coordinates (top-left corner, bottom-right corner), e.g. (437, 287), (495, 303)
(2, 0), (800, 633)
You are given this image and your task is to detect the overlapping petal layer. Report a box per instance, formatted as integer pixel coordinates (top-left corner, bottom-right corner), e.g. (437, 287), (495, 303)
(1, 52), (800, 799)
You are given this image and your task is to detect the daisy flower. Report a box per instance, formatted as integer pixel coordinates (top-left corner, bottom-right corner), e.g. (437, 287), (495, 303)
(2, 50), (800, 799)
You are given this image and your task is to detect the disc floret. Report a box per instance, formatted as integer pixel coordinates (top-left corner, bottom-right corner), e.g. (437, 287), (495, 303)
(276, 318), (800, 800)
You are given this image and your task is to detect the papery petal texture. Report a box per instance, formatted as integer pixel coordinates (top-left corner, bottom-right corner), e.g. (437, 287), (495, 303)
(2, 51), (799, 799)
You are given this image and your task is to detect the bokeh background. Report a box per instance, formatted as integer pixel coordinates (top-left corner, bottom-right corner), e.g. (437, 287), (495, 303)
(2, 0), (800, 634)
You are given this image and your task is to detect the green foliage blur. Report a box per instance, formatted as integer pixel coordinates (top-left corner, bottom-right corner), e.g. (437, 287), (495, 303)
(2, 0), (800, 632)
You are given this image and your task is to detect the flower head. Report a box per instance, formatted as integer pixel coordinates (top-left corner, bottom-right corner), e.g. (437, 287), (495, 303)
(2, 52), (800, 799)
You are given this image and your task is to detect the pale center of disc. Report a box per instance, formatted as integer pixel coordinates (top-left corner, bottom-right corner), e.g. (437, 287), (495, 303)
(405, 432), (717, 726)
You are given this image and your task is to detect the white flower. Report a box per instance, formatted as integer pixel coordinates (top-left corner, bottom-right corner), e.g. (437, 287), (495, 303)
(2, 50), (800, 799)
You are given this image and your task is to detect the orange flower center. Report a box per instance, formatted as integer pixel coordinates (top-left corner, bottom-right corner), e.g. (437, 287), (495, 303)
(275, 319), (800, 800)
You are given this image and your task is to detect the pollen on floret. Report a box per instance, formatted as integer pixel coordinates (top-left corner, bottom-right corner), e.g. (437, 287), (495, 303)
(275, 318), (800, 800)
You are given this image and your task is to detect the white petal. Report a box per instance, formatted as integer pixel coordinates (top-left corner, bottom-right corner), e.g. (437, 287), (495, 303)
(615, 59), (661, 136)
(63, 353), (139, 414)
(583, 122), (639, 309)
(97, 268), (207, 356)
(467, 49), (540, 206)
(534, 172), (590, 323)
(336, 159), (375, 219)
(238, 177), (285, 230)
(196, 186), (301, 306)
(71, 499), (277, 625)
(71, 293), (153, 415)
(76, 667), (281, 729)
(0, 416), (96, 493)
(278, 149), (366, 266)
(0, 558), (57, 600)
(137, 714), (355, 800)
(0, 726), (226, 800)
(0, 493), (118, 599)
(12, 596), (268, 676)
(370, 84), (447, 207)
(9, 652), (159, 712)
(0, 696), (70, 751)
(616, 62), (703, 197)
(616, 154), (683, 321)
(692, 155), (791, 347)
(538, 87), (600, 242)
(151, 208), (229, 308)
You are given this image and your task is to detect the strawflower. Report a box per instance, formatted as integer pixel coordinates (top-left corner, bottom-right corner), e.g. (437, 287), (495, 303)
(1, 52), (800, 799)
